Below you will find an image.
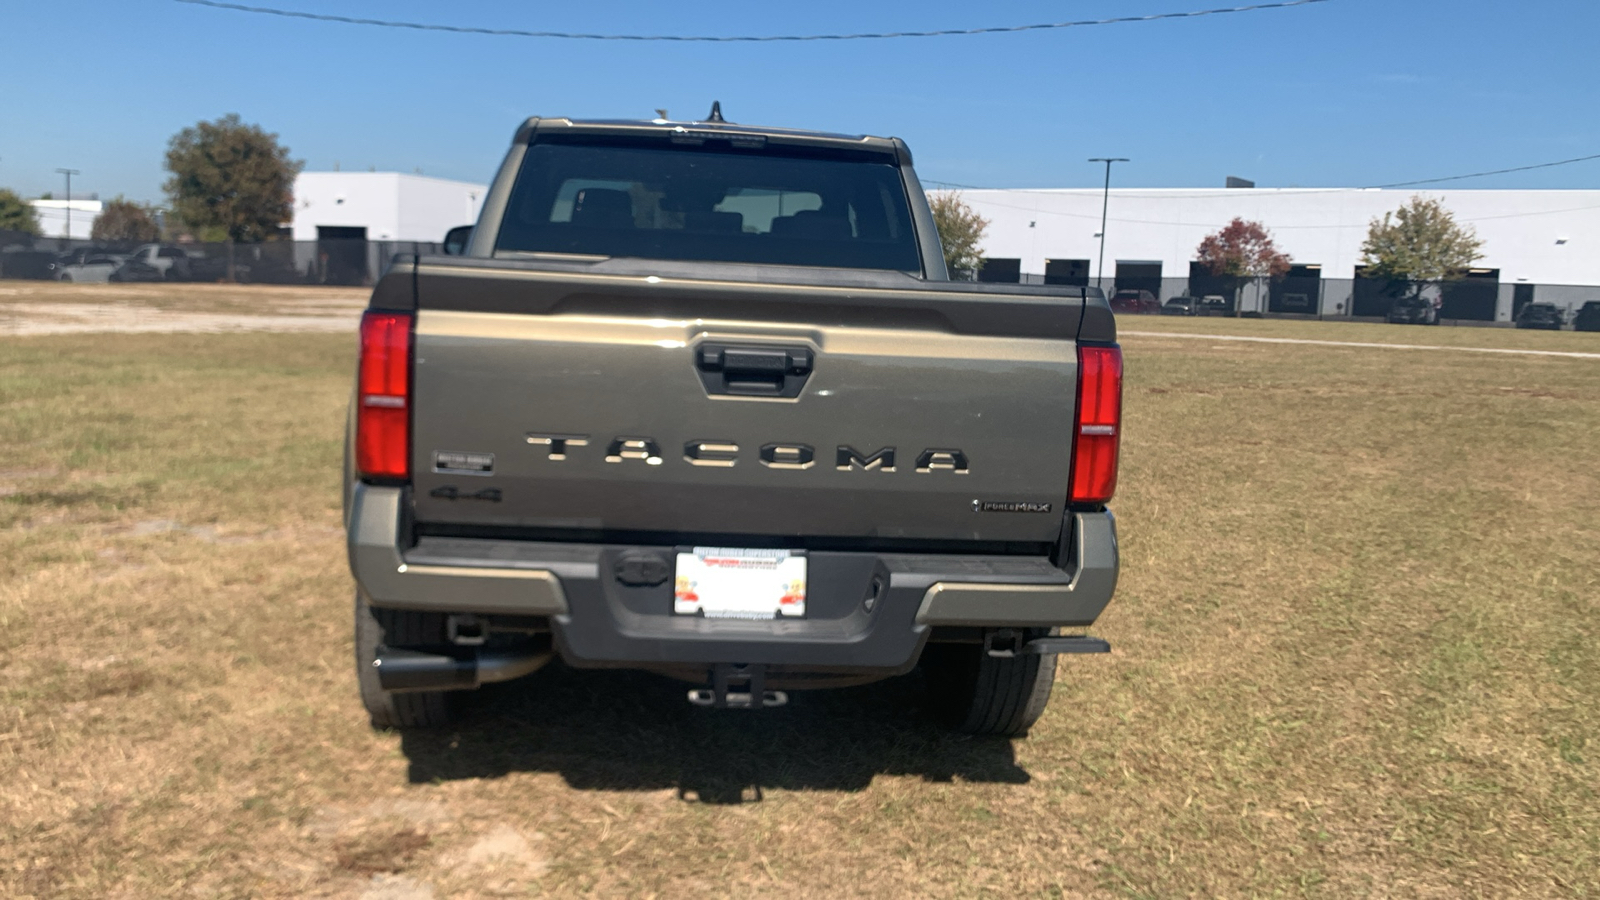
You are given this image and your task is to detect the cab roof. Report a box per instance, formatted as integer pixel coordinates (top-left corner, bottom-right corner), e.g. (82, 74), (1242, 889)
(514, 116), (911, 165)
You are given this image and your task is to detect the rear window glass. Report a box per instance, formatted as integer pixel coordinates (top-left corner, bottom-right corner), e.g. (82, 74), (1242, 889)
(496, 142), (922, 272)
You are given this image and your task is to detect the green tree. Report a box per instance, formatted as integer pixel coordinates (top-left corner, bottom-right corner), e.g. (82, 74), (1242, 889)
(1360, 195), (1484, 302)
(928, 191), (989, 279)
(0, 188), (42, 237)
(164, 114), (302, 275)
(91, 197), (161, 243)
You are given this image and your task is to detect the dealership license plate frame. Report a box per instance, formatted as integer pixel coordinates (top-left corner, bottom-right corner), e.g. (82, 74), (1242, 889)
(674, 547), (807, 619)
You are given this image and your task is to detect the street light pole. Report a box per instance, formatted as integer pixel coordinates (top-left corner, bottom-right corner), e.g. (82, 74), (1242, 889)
(55, 168), (80, 241)
(1088, 158), (1128, 291)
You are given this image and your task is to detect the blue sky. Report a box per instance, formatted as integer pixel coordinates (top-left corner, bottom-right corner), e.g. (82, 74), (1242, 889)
(3, 0), (1599, 203)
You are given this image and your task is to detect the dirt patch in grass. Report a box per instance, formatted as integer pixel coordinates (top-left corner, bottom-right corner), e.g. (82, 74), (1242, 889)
(334, 828), (433, 875)
(0, 279), (367, 311)
(0, 323), (1596, 898)
(0, 281), (365, 335)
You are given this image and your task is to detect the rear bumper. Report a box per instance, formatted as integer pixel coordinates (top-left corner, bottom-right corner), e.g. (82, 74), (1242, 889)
(347, 484), (1118, 674)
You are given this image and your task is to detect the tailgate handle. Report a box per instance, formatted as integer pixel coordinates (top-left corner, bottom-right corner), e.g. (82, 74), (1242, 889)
(696, 343), (814, 398)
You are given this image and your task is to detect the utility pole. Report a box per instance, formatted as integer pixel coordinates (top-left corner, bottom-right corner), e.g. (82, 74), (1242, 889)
(1088, 158), (1128, 291)
(56, 168), (80, 241)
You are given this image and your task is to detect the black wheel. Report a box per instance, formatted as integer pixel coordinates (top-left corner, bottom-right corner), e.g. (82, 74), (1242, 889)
(354, 592), (457, 729)
(921, 629), (1057, 736)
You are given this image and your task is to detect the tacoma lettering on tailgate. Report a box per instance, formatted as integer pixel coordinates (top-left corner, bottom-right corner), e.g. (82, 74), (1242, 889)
(525, 434), (970, 473)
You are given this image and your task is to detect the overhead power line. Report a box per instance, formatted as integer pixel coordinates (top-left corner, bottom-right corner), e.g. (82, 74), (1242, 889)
(926, 149), (1600, 200)
(1365, 152), (1600, 189)
(172, 0), (1331, 42)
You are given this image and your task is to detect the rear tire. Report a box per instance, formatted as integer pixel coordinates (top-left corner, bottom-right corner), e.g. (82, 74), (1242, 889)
(922, 629), (1057, 736)
(354, 592), (457, 729)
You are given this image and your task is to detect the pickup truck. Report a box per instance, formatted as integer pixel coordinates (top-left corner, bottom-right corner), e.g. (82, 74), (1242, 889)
(345, 112), (1122, 737)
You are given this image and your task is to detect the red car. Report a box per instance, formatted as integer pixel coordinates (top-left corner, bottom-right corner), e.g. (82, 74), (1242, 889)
(1110, 289), (1162, 314)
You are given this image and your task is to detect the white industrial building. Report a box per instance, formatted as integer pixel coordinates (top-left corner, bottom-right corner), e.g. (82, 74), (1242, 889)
(254, 175), (1600, 310)
(290, 171), (487, 244)
(29, 199), (103, 240)
(961, 188), (1600, 322)
(282, 171), (488, 284)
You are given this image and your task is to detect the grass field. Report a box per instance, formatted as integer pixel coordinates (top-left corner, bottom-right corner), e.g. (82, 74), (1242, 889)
(2, 312), (1597, 898)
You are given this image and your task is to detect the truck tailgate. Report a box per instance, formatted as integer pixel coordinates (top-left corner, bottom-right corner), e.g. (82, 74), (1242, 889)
(409, 264), (1085, 544)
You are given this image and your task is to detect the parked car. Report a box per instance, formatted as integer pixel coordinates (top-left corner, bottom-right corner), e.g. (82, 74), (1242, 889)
(1161, 295), (1201, 316)
(0, 247), (57, 280)
(1387, 295), (1439, 326)
(110, 244), (195, 282)
(1515, 302), (1564, 330)
(1199, 294), (1232, 315)
(1572, 301), (1600, 333)
(1110, 288), (1161, 314)
(52, 247), (128, 283)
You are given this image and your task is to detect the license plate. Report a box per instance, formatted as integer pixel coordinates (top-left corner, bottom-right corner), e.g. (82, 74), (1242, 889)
(674, 548), (806, 619)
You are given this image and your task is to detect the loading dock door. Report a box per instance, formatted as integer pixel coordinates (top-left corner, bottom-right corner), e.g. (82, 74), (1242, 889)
(1352, 265), (1404, 317)
(1045, 258), (1090, 286)
(1441, 269), (1499, 321)
(978, 258), (1021, 283)
(1188, 261), (1236, 314)
(316, 225), (369, 286)
(1114, 261), (1162, 298)
(1270, 264), (1323, 314)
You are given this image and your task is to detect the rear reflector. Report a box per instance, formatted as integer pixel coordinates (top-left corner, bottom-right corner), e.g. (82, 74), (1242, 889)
(356, 311), (413, 480)
(1070, 344), (1123, 505)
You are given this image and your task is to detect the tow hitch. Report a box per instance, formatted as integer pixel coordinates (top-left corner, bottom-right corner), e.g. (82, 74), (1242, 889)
(984, 629), (1112, 658)
(687, 664), (789, 709)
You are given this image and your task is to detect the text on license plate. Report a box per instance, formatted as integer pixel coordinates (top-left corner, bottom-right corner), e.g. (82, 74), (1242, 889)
(674, 548), (806, 619)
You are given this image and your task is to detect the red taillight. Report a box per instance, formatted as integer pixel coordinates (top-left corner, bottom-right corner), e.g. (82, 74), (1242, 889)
(1070, 344), (1122, 505)
(356, 311), (413, 480)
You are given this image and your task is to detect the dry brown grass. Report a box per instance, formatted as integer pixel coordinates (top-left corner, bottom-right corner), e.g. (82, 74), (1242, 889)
(1, 320), (1596, 898)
